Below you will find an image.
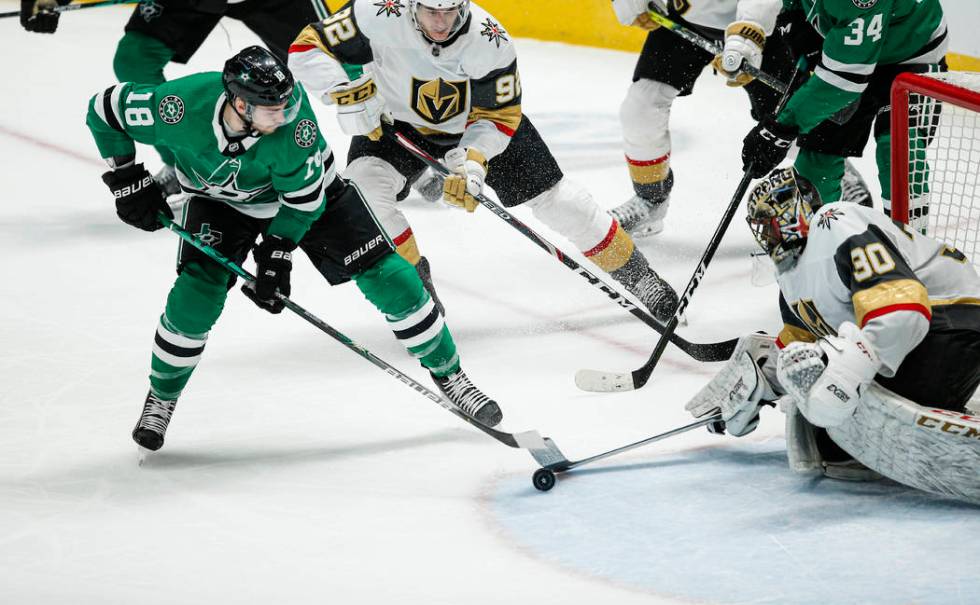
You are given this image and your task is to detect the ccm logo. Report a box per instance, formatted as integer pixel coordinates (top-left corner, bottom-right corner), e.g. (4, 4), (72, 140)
(825, 383), (850, 403)
(344, 235), (385, 266)
(113, 176), (153, 198)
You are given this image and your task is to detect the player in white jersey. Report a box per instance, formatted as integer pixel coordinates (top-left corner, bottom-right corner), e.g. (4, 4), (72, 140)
(686, 168), (980, 501)
(286, 0), (680, 322)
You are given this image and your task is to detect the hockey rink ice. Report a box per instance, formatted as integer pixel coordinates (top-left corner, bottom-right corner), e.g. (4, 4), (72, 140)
(2, 7), (978, 604)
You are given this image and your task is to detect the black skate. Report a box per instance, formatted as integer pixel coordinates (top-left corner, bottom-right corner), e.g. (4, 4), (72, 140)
(132, 391), (178, 453)
(431, 369), (502, 427)
(628, 268), (679, 323)
(416, 256), (445, 316)
(841, 160), (873, 208)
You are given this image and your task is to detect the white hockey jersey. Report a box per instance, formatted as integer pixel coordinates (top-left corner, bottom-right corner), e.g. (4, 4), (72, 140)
(288, 0), (520, 159)
(612, 0), (781, 35)
(774, 203), (980, 377)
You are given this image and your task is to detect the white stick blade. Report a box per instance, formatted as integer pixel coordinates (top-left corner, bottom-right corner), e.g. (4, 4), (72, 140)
(574, 369), (635, 392)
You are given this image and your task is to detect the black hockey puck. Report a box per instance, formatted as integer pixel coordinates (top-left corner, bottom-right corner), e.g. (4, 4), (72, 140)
(532, 468), (556, 492)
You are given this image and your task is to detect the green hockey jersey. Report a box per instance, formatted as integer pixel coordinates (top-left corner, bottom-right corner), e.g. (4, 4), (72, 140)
(779, 0), (947, 132)
(86, 72), (332, 243)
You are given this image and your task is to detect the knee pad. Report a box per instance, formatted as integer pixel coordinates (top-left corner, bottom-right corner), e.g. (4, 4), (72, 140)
(526, 178), (623, 256)
(344, 157), (419, 263)
(619, 78), (679, 160)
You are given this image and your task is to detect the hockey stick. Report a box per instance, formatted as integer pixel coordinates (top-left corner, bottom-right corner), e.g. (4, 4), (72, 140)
(387, 129), (738, 363)
(644, 9), (857, 125)
(574, 61), (805, 394)
(0, 0), (137, 19)
(529, 412), (723, 491)
(158, 214), (561, 463)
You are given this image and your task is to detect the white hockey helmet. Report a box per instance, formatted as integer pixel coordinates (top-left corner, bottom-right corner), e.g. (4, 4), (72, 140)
(410, 0), (471, 43)
(746, 167), (822, 272)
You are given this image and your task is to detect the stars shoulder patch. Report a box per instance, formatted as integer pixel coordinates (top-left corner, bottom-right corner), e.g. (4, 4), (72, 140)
(480, 18), (508, 48)
(294, 119), (318, 148)
(851, 0), (877, 8)
(158, 95), (185, 125)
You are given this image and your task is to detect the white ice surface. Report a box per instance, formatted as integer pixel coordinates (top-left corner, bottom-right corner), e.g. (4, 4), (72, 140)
(1, 5), (976, 604)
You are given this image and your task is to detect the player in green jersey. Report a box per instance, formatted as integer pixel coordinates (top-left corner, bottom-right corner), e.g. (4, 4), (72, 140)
(742, 0), (947, 229)
(87, 47), (501, 455)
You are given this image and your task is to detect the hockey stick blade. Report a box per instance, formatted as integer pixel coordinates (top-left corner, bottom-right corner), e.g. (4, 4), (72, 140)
(574, 369), (636, 393)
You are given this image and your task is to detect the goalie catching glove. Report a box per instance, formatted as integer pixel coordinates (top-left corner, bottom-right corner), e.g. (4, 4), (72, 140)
(712, 21), (766, 87)
(328, 75), (389, 141)
(685, 333), (779, 436)
(776, 322), (881, 428)
(443, 147), (487, 212)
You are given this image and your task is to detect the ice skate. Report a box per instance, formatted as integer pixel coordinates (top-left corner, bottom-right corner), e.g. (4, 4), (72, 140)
(627, 267), (679, 323)
(431, 369), (502, 427)
(841, 160), (873, 208)
(132, 391), (178, 454)
(609, 194), (670, 237)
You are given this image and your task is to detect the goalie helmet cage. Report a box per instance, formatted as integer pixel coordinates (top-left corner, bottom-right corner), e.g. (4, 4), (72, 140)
(891, 71), (980, 268)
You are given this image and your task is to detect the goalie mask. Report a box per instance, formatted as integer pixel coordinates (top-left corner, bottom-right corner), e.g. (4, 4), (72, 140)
(411, 0), (470, 44)
(746, 167), (822, 272)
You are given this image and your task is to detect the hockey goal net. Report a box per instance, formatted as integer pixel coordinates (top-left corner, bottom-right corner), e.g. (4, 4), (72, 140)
(891, 71), (980, 266)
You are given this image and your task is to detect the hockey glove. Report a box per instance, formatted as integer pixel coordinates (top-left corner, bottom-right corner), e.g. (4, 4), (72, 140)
(611, 0), (660, 30)
(443, 147), (487, 213)
(20, 0), (65, 33)
(102, 163), (173, 232)
(775, 9), (823, 66)
(776, 322), (881, 428)
(711, 21), (766, 87)
(328, 75), (389, 141)
(741, 116), (799, 177)
(243, 235), (297, 314)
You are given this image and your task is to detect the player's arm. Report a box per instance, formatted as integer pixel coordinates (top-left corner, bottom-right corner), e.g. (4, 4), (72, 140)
(611, 0), (661, 30)
(777, 0), (893, 133)
(775, 293), (818, 349)
(288, 3), (374, 104)
(86, 82), (172, 231)
(267, 115), (331, 244)
(713, 0), (782, 86)
(460, 58), (522, 160)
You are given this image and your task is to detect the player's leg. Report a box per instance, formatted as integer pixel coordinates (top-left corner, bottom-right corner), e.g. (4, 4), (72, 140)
(344, 128), (447, 313)
(233, 0), (329, 62)
(298, 181), (502, 426)
(113, 5), (221, 195)
(135, 198), (265, 451)
(486, 116), (679, 322)
(610, 26), (712, 237)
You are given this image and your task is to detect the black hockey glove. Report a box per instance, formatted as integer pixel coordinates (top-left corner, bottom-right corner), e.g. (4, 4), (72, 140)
(20, 0), (65, 33)
(242, 235), (297, 314)
(775, 9), (824, 67)
(102, 163), (173, 232)
(741, 116), (799, 178)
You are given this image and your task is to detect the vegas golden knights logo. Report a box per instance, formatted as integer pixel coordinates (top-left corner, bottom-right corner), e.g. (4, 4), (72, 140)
(794, 299), (835, 338)
(411, 77), (467, 124)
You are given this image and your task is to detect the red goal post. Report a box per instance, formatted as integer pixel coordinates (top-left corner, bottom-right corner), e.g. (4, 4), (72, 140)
(891, 72), (980, 265)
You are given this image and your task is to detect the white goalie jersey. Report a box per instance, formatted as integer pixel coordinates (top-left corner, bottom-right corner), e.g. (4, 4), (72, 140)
(288, 0), (521, 159)
(774, 203), (980, 377)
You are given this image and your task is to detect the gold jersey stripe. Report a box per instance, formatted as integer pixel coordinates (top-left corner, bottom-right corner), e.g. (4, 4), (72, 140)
(776, 324), (817, 348)
(584, 222), (635, 272)
(290, 25), (336, 59)
(467, 104), (522, 134)
(929, 297), (980, 307)
(852, 279), (931, 327)
(627, 157), (670, 185)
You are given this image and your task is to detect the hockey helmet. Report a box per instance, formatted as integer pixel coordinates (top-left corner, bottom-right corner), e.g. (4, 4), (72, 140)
(746, 167), (822, 272)
(222, 46), (301, 128)
(411, 0), (470, 43)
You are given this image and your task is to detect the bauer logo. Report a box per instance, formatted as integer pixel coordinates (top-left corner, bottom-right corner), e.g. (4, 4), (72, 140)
(294, 119), (317, 148)
(158, 95), (185, 125)
(851, 0), (877, 8)
(344, 235), (385, 266)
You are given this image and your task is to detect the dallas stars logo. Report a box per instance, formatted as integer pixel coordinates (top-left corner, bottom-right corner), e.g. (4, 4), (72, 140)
(139, 0), (163, 21)
(480, 18), (508, 47)
(194, 224), (223, 246)
(294, 119), (317, 148)
(817, 207), (845, 230)
(158, 95), (184, 124)
(373, 0), (403, 17)
(185, 159), (272, 202)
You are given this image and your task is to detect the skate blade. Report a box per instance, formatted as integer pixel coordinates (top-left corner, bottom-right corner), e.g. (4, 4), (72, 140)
(625, 220), (665, 239)
(137, 446), (153, 467)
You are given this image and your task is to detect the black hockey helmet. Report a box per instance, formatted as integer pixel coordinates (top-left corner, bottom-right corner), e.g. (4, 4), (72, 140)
(222, 45), (294, 105)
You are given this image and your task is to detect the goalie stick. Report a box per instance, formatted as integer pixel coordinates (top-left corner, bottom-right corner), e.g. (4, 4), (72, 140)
(159, 214), (560, 465)
(0, 0), (137, 19)
(575, 60), (805, 393)
(529, 413), (723, 491)
(388, 129), (738, 363)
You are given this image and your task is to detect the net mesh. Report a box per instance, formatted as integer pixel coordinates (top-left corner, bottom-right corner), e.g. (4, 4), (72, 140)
(904, 71), (980, 267)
